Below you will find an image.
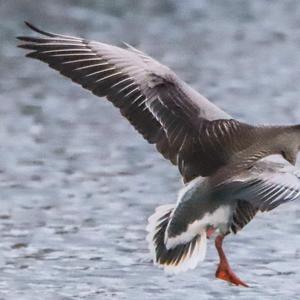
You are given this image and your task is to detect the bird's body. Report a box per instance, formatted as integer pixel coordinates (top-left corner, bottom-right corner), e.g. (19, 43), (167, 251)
(18, 22), (300, 287)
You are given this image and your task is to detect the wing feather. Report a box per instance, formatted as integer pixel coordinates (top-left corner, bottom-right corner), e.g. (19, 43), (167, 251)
(18, 23), (256, 181)
(225, 161), (300, 213)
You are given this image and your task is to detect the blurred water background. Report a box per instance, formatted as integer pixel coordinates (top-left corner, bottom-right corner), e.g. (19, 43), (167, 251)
(1, 0), (300, 299)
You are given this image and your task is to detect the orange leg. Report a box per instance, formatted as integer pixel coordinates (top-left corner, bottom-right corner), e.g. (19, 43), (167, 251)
(215, 235), (249, 287)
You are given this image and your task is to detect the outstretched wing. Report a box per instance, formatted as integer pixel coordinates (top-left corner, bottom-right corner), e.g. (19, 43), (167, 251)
(225, 160), (300, 213)
(229, 165), (300, 233)
(18, 22), (251, 182)
(230, 200), (258, 234)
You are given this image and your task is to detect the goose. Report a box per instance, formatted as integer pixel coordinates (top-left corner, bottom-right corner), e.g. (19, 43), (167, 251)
(17, 22), (300, 287)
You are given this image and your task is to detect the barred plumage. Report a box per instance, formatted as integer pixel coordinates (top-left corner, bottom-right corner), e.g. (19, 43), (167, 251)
(18, 22), (300, 286)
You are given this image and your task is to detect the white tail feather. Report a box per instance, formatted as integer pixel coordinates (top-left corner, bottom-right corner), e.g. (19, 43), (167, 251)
(146, 204), (174, 260)
(146, 204), (207, 274)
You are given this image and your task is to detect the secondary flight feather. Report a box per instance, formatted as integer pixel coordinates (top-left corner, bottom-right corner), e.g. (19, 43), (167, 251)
(18, 22), (300, 287)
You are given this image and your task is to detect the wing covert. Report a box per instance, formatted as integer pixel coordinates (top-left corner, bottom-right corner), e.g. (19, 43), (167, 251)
(18, 22), (246, 182)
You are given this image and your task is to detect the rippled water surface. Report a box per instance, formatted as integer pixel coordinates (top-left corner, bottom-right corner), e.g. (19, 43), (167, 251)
(1, 1), (300, 299)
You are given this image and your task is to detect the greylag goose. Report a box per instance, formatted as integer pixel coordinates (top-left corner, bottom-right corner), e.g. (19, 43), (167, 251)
(17, 22), (300, 287)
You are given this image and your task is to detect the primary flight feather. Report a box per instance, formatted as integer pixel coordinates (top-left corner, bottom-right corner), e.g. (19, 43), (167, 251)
(18, 22), (300, 287)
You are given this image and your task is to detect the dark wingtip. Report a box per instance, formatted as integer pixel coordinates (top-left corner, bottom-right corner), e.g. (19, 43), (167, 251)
(16, 36), (32, 42)
(24, 21), (33, 28)
(19, 21), (82, 41)
(23, 21), (54, 37)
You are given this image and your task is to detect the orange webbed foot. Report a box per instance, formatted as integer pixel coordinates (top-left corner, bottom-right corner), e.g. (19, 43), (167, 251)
(215, 263), (249, 287)
(214, 235), (249, 288)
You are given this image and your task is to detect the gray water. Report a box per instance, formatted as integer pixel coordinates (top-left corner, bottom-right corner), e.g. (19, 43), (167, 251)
(1, 1), (300, 299)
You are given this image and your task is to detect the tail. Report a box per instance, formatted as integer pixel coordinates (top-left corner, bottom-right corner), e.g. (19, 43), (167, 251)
(146, 204), (207, 274)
